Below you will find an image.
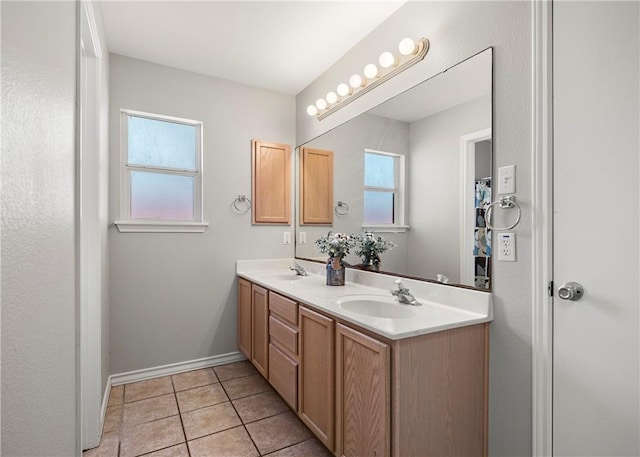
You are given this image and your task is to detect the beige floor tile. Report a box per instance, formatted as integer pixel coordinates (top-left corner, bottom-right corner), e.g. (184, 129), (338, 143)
(233, 390), (289, 424)
(213, 360), (257, 381)
(222, 373), (272, 400)
(83, 432), (119, 457)
(245, 411), (313, 455)
(107, 385), (124, 407)
(124, 376), (173, 403)
(176, 383), (228, 412)
(172, 368), (219, 392)
(188, 426), (259, 457)
(181, 401), (242, 440)
(120, 415), (184, 457)
(264, 438), (334, 457)
(103, 405), (123, 434)
(123, 393), (178, 426)
(139, 443), (189, 457)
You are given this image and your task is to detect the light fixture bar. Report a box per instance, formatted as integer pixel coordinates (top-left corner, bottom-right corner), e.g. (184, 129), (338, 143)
(313, 38), (430, 121)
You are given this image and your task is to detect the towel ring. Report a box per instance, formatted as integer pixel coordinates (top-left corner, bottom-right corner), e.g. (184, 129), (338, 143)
(335, 201), (350, 216)
(485, 195), (521, 231)
(233, 195), (252, 214)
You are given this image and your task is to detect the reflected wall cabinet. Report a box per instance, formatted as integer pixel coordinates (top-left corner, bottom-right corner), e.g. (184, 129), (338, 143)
(252, 140), (291, 225)
(300, 147), (334, 225)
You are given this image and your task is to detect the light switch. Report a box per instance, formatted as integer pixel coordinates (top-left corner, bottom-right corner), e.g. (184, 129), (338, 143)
(299, 232), (307, 244)
(498, 165), (516, 194)
(283, 232), (291, 245)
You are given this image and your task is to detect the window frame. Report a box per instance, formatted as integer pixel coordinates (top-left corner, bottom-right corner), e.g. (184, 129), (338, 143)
(362, 149), (408, 232)
(115, 109), (208, 233)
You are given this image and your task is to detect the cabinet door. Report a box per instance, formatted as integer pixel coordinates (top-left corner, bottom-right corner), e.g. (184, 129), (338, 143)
(269, 343), (298, 410)
(336, 323), (390, 457)
(300, 147), (334, 225)
(252, 140), (291, 225)
(251, 284), (269, 378)
(237, 278), (252, 358)
(299, 306), (335, 450)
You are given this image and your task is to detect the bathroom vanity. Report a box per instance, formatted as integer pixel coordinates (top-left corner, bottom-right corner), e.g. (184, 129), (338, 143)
(237, 259), (492, 457)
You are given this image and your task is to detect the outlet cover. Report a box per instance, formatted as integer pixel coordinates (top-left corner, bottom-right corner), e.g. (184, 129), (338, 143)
(497, 232), (516, 261)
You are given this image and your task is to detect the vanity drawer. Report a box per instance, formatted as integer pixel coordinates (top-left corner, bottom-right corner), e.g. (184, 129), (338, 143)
(269, 291), (298, 326)
(269, 343), (298, 411)
(269, 315), (298, 357)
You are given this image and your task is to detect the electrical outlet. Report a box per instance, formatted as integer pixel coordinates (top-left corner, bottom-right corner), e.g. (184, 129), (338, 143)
(283, 232), (291, 245)
(497, 232), (516, 261)
(299, 232), (307, 244)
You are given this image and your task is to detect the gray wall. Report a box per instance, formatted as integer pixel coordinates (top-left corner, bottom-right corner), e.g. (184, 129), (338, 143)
(1, 2), (78, 455)
(109, 55), (296, 374)
(407, 95), (491, 283)
(296, 2), (532, 455)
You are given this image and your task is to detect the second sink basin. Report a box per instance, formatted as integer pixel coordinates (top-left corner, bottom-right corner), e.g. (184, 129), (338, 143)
(336, 294), (419, 319)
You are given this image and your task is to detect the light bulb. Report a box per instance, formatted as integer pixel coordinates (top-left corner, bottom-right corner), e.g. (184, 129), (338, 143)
(363, 63), (378, 79)
(349, 74), (364, 89)
(336, 83), (351, 97)
(379, 51), (397, 69)
(306, 105), (318, 116)
(315, 98), (328, 110)
(326, 91), (338, 104)
(398, 37), (417, 56)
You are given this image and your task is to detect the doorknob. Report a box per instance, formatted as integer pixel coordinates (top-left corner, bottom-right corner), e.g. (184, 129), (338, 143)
(558, 282), (584, 301)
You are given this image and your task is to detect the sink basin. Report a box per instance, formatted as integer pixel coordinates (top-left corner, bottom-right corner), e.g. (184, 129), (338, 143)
(336, 294), (418, 319)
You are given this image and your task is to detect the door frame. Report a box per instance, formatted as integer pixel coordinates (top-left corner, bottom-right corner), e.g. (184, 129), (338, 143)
(531, 1), (554, 455)
(79, 0), (104, 450)
(459, 128), (492, 286)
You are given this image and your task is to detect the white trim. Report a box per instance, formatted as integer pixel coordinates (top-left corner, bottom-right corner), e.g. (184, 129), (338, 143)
(459, 128), (492, 286)
(361, 225), (409, 233)
(114, 220), (209, 233)
(79, 0), (104, 450)
(531, 1), (554, 456)
(110, 352), (247, 386)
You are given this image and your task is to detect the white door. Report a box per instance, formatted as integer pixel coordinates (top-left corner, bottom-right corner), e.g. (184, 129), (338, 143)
(553, 2), (639, 455)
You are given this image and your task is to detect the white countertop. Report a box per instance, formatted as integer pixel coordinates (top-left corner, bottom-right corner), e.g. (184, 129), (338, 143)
(236, 259), (492, 341)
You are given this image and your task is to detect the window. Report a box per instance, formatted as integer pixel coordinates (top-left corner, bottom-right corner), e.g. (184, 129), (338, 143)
(115, 110), (208, 232)
(363, 149), (406, 230)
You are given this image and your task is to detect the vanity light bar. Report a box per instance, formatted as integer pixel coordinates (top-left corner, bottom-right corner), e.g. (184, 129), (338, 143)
(307, 37), (430, 121)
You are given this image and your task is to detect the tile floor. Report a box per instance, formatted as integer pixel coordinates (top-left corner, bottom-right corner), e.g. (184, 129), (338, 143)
(84, 361), (333, 457)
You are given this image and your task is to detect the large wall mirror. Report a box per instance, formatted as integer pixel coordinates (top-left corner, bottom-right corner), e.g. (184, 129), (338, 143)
(295, 48), (493, 290)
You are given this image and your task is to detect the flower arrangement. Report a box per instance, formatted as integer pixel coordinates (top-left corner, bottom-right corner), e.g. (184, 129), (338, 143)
(315, 231), (355, 259)
(352, 232), (395, 267)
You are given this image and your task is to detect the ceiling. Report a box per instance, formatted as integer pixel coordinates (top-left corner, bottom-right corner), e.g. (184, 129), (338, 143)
(100, 1), (405, 96)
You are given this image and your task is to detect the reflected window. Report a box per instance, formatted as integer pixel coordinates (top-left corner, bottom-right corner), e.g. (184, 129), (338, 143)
(364, 150), (405, 227)
(120, 110), (203, 223)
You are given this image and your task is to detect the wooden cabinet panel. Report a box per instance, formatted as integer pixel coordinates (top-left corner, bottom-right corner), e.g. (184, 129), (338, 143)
(300, 147), (333, 225)
(336, 323), (390, 457)
(252, 140), (291, 225)
(269, 343), (298, 410)
(269, 315), (298, 358)
(237, 278), (252, 358)
(299, 306), (335, 451)
(269, 291), (298, 326)
(251, 284), (269, 378)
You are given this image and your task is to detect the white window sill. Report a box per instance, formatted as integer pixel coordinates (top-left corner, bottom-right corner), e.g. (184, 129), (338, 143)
(361, 225), (409, 233)
(114, 220), (209, 233)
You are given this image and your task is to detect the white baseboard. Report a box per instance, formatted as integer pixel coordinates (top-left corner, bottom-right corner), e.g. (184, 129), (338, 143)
(110, 351), (248, 386)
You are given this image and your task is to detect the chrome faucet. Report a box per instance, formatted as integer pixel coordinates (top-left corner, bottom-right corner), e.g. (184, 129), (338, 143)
(290, 262), (308, 276)
(391, 279), (420, 306)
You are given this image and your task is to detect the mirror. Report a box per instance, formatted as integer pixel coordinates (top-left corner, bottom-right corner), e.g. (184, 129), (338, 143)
(295, 48), (493, 290)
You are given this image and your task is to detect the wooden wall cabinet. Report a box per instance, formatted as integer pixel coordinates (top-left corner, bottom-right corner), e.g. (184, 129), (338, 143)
(336, 323), (390, 457)
(299, 147), (334, 225)
(299, 306), (335, 451)
(252, 140), (291, 225)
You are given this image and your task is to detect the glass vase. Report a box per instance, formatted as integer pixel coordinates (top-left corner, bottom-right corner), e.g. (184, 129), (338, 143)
(326, 257), (346, 286)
